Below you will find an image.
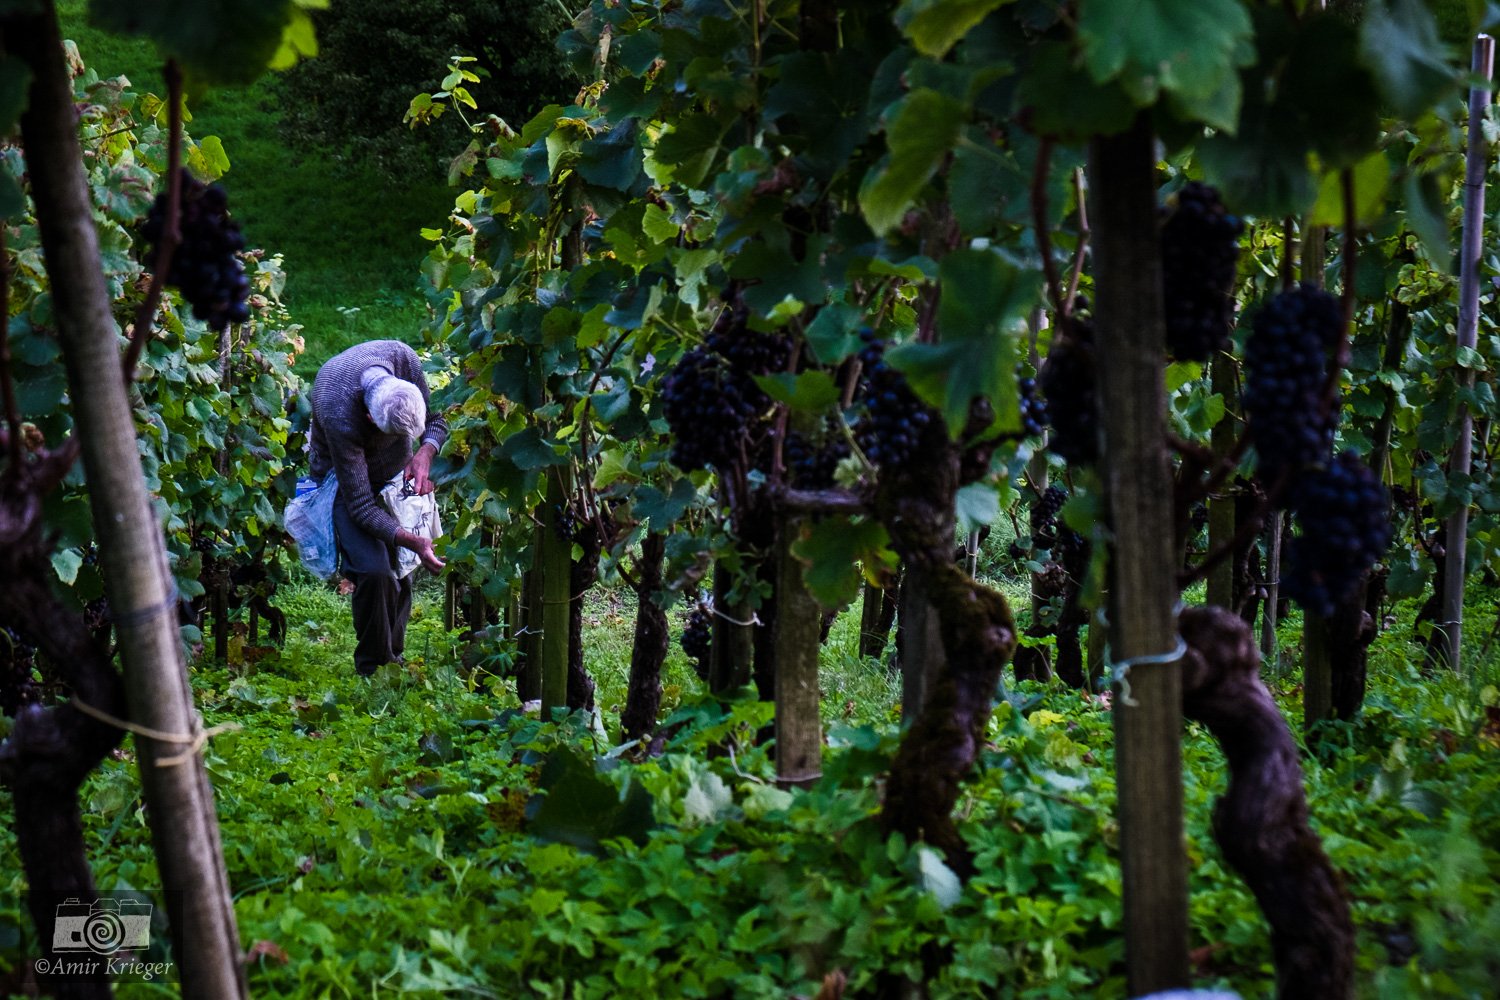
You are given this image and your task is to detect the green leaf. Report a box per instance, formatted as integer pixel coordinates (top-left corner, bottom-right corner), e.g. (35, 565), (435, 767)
(51, 548), (82, 586)
(577, 118), (642, 192)
(804, 302), (865, 365)
(790, 517), (897, 609)
(895, 0), (1014, 59)
(641, 203), (678, 243)
(499, 427), (564, 471)
(916, 845), (963, 909)
(189, 135), (231, 179)
(1077, 0), (1253, 108)
(751, 371), (840, 413)
(526, 748), (654, 853)
(1198, 10), (1381, 214)
(1361, 0), (1458, 119)
(955, 482), (1000, 533)
(1308, 152), (1392, 227)
(1016, 41), (1139, 141)
(681, 770), (735, 824)
(89, 0), (298, 87)
(652, 114), (726, 188)
(859, 89), (965, 236)
(634, 478), (698, 530)
(0, 174), (24, 220)
(1403, 170), (1451, 264)
(888, 249), (1032, 433)
(268, 6), (318, 70)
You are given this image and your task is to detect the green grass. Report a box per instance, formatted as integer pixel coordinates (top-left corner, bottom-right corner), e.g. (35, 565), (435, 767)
(57, 2), (456, 376)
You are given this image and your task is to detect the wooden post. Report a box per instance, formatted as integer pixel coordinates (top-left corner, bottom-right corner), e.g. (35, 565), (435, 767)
(539, 466), (573, 714)
(858, 579), (884, 660)
(213, 578), (229, 665)
(519, 558), (542, 703)
(443, 576), (457, 632)
(10, 6), (247, 993)
(1440, 34), (1496, 670)
(773, 517), (821, 787)
(1090, 119), (1189, 993)
(707, 561), (754, 693)
(897, 566), (944, 724)
(1260, 513), (1282, 664)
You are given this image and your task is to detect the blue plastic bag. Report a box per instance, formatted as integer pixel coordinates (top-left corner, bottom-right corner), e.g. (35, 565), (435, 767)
(283, 471), (340, 581)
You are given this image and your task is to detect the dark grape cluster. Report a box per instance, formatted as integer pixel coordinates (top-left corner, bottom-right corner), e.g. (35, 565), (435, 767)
(782, 426), (850, 489)
(1015, 373), (1048, 438)
(660, 348), (760, 472)
(142, 170), (251, 332)
(681, 605), (713, 680)
(1038, 317), (1099, 465)
(854, 332), (937, 469)
(550, 503), (577, 542)
(705, 311), (793, 383)
(1243, 284), (1342, 484)
(1161, 181), (1244, 361)
(1030, 484), (1068, 551)
(1, 622), (39, 718)
(1282, 452), (1392, 617)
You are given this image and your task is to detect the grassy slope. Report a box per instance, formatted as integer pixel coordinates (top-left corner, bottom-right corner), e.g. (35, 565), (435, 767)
(57, 1), (455, 376)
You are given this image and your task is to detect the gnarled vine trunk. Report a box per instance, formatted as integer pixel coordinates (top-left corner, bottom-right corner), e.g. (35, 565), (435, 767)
(877, 419), (1016, 875)
(1180, 606), (1354, 999)
(1, 445), (124, 1000)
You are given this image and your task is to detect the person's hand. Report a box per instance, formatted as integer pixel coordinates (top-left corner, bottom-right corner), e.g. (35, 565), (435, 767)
(412, 536), (445, 574)
(404, 443), (437, 496)
(396, 529), (445, 574)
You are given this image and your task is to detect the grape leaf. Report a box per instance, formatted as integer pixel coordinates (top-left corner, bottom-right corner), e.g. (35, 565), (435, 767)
(1077, 0), (1253, 109)
(889, 249), (1031, 434)
(89, 0), (297, 87)
(790, 517), (897, 610)
(858, 89), (965, 237)
(1361, 0), (1458, 119)
(752, 371), (840, 413)
(895, 0), (1014, 58)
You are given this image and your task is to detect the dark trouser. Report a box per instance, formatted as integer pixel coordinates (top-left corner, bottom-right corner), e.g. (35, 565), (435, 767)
(334, 499), (412, 676)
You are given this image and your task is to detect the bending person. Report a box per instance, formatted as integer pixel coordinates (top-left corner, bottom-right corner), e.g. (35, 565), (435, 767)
(309, 340), (447, 675)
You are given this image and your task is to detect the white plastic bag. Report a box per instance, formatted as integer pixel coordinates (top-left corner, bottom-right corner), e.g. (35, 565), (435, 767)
(283, 471), (340, 581)
(380, 474), (442, 578)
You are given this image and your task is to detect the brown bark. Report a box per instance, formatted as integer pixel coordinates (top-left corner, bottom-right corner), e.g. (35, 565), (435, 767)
(620, 533), (668, 744)
(1180, 606), (1355, 1000)
(877, 403), (1016, 875)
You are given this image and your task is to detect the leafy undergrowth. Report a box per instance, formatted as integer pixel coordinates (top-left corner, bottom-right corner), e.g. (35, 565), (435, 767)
(2, 586), (1498, 998)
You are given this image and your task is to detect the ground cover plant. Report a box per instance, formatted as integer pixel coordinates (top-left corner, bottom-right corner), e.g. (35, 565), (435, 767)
(4, 0), (1500, 997)
(4, 580), (1499, 997)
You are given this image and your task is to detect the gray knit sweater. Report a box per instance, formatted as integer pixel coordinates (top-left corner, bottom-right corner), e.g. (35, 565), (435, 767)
(308, 340), (448, 542)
